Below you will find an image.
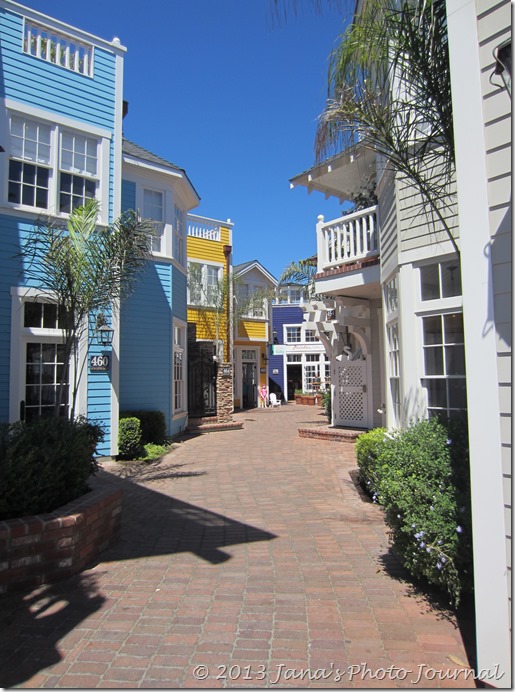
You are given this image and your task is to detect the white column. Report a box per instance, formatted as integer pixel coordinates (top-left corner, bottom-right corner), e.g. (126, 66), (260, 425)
(446, 0), (511, 685)
(316, 215), (326, 272)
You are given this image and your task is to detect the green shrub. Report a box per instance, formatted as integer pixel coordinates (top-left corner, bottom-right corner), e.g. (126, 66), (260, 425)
(376, 416), (472, 607)
(120, 410), (166, 444)
(355, 426), (388, 496)
(118, 417), (143, 460)
(0, 416), (103, 520)
(322, 389), (332, 422)
(140, 442), (170, 462)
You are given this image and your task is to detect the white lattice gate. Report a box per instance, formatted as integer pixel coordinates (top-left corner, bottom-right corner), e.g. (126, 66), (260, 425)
(334, 360), (368, 428)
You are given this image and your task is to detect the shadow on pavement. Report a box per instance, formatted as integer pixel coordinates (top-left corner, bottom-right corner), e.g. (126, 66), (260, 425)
(0, 573), (104, 689)
(379, 547), (478, 672)
(0, 468), (277, 686)
(98, 468), (277, 566)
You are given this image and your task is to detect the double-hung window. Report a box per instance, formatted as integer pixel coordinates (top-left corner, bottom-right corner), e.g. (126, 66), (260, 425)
(239, 283), (266, 318)
(421, 313), (467, 417)
(8, 113), (102, 217)
(9, 116), (51, 209)
(59, 132), (98, 213)
(384, 273), (401, 423)
(143, 188), (165, 254)
(187, 263), (223, 306)
(206, 266), (220, 304)
(418, 260), (466, 418)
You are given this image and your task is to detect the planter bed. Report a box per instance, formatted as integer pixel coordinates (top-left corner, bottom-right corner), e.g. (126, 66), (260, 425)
(0, 474), (122, 594)
(294, 395), (320, 406)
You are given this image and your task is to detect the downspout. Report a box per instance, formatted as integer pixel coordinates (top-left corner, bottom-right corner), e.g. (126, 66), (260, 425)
(223, 245), (232, 362)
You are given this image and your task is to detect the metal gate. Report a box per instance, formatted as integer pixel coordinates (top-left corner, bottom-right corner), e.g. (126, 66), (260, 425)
(188, 341), (217, 417)
(335, 360), (368, 428)
(242, 361), (257, 408)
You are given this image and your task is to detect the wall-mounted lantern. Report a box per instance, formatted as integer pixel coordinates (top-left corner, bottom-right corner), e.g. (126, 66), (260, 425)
(95, 313), (114, 347)
(491, 39), (511, 95)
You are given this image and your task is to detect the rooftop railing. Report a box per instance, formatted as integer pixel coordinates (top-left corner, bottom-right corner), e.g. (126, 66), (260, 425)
(187, 214), (222, 242)
(23, 21), (94, 77)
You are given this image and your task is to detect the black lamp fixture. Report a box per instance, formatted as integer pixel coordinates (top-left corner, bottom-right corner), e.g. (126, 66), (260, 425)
(95, 313), (114, 347)
(273, 328), (278, 345)
(491, 39), (511, 95)
(261, 351), (269, 364)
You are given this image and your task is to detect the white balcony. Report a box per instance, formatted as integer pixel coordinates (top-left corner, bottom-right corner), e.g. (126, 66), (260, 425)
(316, 206), (379, 273)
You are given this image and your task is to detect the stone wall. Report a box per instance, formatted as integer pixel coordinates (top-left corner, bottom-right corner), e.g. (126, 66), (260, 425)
(216, 362), (234, 423)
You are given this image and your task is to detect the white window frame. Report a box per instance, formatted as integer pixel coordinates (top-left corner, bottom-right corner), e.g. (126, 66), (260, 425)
(284, 324), (322, 344)
(174, 204), (185, 266)
(238, 282), (267, 319)
(420, 311), (467, 418)
(5, 107), (109, 223)
(274, 285), (305, 305)
(414, 258), (465, 419)
(187, 261), (224, 307)
(9, 287), (88, 423)
(173, 319), (186, 415)
(285, 326), (302, 343)
(384, 273), (401, 424)
(143, 187), (165, 254)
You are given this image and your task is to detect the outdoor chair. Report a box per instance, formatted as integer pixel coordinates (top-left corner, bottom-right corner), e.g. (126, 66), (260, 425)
(269, 393), (281, 408)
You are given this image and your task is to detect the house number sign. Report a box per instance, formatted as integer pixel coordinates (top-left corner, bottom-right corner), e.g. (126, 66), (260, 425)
(90, 355), (110, 372)
(220, 366), (232, 377)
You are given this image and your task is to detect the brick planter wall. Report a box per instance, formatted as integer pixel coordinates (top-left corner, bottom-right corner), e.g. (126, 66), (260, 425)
(0, 475), (122, 594)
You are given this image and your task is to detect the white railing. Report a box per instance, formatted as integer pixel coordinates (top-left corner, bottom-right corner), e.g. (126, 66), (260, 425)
(24, 21), (94, 77)
(316, 205), (379, 272)
(187, 215), (221, 242)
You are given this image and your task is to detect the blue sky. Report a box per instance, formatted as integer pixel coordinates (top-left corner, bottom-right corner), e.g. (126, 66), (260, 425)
(19, 0), (350, 280)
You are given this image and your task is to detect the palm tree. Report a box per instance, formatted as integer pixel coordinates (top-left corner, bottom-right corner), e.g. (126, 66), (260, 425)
(279, 257), (319, 298)
(315, 0), (459, 255)
(19, 199), (155, 417)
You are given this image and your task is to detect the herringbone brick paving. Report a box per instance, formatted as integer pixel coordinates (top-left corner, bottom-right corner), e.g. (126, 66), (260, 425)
(0, 405), (476, 688)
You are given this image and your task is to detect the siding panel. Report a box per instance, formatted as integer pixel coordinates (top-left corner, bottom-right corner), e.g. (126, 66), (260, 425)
(120, 261), (173, 432)
(0, 8), (116, 130)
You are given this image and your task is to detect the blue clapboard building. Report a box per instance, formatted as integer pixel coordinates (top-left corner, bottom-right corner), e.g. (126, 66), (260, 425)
(0, 1), (199, 452)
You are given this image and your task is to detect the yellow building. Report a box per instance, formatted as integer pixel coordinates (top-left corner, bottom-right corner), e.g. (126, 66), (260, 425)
(186, 215), (234, 417)
(233, 261), (278, 409)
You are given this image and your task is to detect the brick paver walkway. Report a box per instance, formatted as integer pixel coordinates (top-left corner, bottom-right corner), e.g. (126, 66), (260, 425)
(0, 405), (476, 688)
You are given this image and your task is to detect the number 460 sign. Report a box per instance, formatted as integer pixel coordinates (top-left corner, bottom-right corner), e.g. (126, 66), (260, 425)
(90, 354), (110, 372)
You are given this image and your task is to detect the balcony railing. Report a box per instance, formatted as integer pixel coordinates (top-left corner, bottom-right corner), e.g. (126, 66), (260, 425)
(316, 205), (379, 272)
(24, 21), (94, 77)
(187, 214), (221, 242)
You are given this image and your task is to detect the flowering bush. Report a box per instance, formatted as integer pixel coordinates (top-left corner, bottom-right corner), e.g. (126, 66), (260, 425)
(356, 416), (472, 607)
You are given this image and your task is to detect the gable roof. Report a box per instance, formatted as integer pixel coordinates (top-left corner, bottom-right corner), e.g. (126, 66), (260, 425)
(234, 260), (278, 286)
(122, 138), (200, 202)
